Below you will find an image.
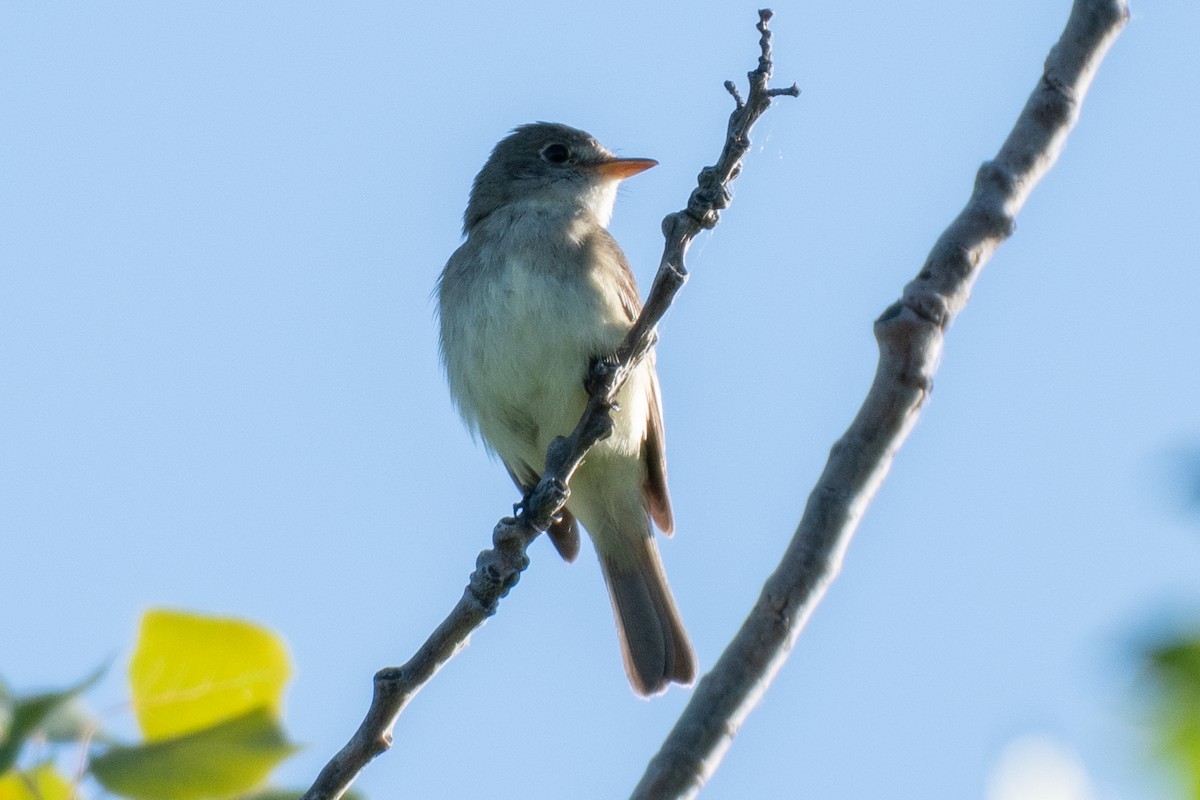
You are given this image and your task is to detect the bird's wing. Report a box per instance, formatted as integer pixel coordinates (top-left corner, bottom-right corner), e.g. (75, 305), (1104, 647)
(642, 363), (674, 535)
(596, 230), (675, 536)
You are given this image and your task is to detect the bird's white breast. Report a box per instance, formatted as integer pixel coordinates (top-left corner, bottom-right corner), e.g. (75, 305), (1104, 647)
(440, 203), (649, 477)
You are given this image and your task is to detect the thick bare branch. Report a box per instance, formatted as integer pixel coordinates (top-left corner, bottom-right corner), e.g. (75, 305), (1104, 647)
(299, 11), (796, 800)
(629, 2), (1129, 798)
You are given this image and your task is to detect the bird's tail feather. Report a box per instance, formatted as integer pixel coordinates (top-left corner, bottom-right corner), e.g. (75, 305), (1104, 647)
(600, 534), (696, 697)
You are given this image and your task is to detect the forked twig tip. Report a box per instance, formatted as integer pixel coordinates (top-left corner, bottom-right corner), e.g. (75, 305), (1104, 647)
(724, 80), (745, 108)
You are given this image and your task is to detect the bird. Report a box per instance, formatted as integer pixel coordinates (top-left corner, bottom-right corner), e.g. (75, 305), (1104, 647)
(436, 122), (696, 696)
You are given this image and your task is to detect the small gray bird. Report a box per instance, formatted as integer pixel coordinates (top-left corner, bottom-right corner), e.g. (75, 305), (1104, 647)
(437, 122), (696, 696)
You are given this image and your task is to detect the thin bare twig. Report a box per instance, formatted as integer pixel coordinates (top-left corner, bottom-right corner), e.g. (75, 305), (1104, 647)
(299, 11), (796, 800)
(629, 1), (1129, 798)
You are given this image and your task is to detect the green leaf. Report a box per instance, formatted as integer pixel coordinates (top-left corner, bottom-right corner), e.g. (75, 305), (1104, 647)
(0, 763), (75, 800)
(1149, 639), (1200, 694)
(1143, 635), (1200, 798)
(90, 706), (298, 800)
(0, 667), (104, 773)
(0, 680), (11, 742)
(129, 609), (291, 740)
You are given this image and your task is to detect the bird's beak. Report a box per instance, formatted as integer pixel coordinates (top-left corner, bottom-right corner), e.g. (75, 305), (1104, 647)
(590, 157), (658, 180)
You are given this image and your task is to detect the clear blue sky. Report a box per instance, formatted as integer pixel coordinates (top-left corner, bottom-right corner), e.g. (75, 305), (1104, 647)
(3, 2), (1198, 798)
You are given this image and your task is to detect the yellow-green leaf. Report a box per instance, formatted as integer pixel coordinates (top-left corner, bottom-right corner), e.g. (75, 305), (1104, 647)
(1144, 636), (1200, 798)
(129, 609), (291, 740)
(0, 764), (74, 800)
(90, 707), (297, 800)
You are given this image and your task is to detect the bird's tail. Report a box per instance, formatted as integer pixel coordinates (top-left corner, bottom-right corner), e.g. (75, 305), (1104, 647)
(599, 533), (696, 697)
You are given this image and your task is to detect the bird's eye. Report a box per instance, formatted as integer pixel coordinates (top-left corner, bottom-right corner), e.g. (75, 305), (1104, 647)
(540, 143), (570, 164)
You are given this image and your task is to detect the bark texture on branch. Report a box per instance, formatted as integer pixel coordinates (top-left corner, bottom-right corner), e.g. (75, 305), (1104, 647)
(629, 2), (1129, 798)
(299, 11), (796, 800)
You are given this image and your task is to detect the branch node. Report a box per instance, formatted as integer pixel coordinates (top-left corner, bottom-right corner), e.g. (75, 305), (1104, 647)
(374, 666), (403, 684)
(581, 405), (617, 443)
(974, 160), (1016, 197)
(686, 208), (720, 230)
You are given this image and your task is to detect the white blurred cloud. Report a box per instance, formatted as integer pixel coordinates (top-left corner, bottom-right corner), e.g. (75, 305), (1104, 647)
(987, 734), (1096, 800)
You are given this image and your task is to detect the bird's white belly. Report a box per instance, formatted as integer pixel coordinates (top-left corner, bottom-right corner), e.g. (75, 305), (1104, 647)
(452, 255), (648, 477)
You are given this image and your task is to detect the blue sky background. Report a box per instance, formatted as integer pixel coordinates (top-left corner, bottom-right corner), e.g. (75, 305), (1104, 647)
(3, 2), (1198, 798)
